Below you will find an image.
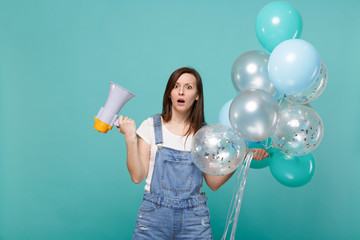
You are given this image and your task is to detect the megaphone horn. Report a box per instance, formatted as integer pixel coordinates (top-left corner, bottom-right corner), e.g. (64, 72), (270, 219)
(94, 82), (135, 133)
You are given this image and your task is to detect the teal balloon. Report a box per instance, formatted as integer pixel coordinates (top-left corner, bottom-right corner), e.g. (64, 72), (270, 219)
(255, 1), (302, 52)
(251, 157), (269, 169)
(268, 39), (321, 94)
(269, 148), (315, 187)
(246, 140), (262, 149)
(247, 138), (272, 150)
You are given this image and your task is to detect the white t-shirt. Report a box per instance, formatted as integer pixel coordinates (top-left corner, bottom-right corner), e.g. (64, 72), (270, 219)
(136, 116), (194, 192)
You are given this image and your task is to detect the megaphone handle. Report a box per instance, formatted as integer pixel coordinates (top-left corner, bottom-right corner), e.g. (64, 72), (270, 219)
(113, 116), (120, 127)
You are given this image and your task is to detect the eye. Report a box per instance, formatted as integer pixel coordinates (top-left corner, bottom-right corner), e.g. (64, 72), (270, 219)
(173, 85), (178, 89)
(186, 85), (192, 90)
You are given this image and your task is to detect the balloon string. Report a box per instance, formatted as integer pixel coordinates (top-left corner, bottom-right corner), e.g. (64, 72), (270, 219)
(262, 138), (273, 150)
(222, 152), (254, 240)
(278, 94), (285, 106)
(230, 152), (253, 239)
(221, 156), (246, 240)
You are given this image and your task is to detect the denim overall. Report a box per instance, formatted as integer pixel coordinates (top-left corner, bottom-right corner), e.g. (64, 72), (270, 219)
(133, 115), (213, 239)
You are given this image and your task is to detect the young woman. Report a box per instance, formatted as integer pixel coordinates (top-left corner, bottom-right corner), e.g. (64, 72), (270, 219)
(118, 67), (269, 239)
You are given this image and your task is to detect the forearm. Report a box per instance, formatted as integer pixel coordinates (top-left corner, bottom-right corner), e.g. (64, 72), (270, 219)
(204, 148), (269, 191)
(125, 137), (146, 184)
(204, 170), (236, 191)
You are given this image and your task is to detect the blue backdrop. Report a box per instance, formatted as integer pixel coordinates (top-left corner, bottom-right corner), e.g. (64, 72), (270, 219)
(1, 0), (359, 239)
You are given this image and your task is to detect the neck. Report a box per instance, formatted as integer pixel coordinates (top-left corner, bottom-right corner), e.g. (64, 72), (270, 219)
(169, 109), (190, 125)
(164, 110), (192, 136)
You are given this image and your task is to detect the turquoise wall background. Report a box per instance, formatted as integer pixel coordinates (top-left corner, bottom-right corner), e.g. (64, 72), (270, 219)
(1, 0), (359, 239)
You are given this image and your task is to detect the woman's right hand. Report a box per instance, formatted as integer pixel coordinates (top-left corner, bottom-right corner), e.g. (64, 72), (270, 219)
(117, 115), (137, 141)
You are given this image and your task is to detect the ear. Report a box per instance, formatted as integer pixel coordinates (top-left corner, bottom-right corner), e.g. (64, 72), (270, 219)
(195, 95), (199, 101)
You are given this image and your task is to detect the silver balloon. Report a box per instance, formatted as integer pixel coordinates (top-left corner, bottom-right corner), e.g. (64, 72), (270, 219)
(231, 50), (276, 94)
(272, 104), (324, 156)
(284, 61), (328, 104)
(229, 89), (280, 142)
(191, 124), (246, 176)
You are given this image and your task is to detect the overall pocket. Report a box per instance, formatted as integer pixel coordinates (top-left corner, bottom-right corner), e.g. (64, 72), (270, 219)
(161, 159), (194, 192)
(136, 201), (160, 233)
(190, 204), (210, 217)
(139, 200), (159, 213)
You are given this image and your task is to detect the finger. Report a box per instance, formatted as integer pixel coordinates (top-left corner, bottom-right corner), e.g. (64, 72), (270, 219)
(260, 149), (269, 158)
(259, 150), (267, 159)
(253, 151), (259, 159)
(253, 149), (260, 155)
(260, 151), (269, 160)
(253, 149), (266, 160)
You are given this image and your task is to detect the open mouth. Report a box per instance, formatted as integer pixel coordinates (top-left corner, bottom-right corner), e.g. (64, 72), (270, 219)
(177, 99), (185, 103)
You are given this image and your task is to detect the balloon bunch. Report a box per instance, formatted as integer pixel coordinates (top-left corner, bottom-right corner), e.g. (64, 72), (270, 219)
(221, 1), (326, 188)
(191, 2), (327, 239)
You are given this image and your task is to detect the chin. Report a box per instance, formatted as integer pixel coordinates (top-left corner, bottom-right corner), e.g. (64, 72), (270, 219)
(173, 106), (191, 114)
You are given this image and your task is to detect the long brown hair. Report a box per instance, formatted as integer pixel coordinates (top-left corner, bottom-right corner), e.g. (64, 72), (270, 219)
(161, 67), (205, 136)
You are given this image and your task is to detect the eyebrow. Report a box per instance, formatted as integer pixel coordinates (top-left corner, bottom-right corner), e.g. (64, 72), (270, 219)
(175, 82), (194, 86)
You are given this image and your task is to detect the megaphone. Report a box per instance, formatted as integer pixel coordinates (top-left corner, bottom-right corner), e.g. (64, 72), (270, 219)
(94, 82), (135, 133)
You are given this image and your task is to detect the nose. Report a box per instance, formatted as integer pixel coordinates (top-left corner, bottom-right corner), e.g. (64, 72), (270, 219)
(179, 87), (184, 95)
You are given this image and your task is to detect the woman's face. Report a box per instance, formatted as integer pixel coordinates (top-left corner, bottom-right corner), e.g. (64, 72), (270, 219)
(170, 73), (199, 114)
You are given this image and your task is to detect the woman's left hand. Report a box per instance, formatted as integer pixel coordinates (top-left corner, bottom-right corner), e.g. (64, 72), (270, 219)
(251, 149), (269, 161)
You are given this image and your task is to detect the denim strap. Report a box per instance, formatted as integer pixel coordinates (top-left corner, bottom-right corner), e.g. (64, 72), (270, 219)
(153, 114), (163, 146)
